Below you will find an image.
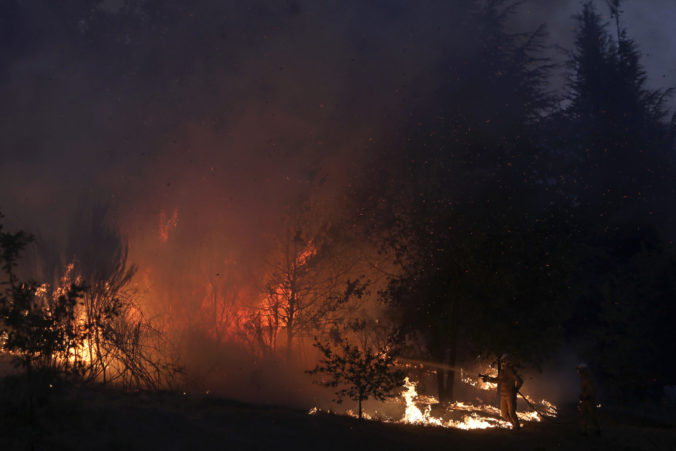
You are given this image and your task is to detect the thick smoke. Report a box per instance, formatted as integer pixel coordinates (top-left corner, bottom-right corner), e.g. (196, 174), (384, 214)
(1, 0), (674, 405)
(0, 0), (462, 403)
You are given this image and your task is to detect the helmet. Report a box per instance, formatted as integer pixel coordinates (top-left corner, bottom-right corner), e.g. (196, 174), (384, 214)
(500, 353), (511, 364)
(576, 363), (588, 372)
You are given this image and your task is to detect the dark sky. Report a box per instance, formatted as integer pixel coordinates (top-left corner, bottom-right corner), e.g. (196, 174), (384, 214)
(1, 0), (675, 321)
(2, 1), (674, 225)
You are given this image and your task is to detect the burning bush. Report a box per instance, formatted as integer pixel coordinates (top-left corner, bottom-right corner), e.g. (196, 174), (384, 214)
(0, 213), (179, 390)
(0, 219), (83, 375)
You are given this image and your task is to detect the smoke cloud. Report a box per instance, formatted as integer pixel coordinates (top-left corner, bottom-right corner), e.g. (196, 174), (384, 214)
(1, 0), (674, 403)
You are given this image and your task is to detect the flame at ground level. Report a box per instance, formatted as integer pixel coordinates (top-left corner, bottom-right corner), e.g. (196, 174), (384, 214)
(400, 377), (514, 429)
(309, 376), (558, 431)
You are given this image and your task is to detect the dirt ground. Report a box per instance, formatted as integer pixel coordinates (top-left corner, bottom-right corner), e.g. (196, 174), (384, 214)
(1, 384), (674, 451)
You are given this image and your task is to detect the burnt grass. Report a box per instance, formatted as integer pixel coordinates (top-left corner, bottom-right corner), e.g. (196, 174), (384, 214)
(0, 380), (674, 451)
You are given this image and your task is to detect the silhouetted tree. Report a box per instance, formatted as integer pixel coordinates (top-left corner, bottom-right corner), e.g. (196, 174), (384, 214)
(593, 229), (676, 401)
(67, 207), (181, 389)
(307, 336), (404, 419)
(361, 0), (570, 402)
(0, 214), (86, 421)
(0, 214), (85, 374)
(562, 1), (674, 222)
(557, 1), (676, 402)
(0, 210), (180, 390)
(249, 210), (368, 358)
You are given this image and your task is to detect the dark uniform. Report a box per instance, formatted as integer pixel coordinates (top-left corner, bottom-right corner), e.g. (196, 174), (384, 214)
(577, 364), (600, 435)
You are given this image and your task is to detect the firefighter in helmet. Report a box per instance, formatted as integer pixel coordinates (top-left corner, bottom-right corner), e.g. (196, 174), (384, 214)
(577, 363), (600, 435)
(482, 353), (523, 430)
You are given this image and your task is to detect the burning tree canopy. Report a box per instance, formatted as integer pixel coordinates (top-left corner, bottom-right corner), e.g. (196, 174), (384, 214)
(242, 210), (369, 358)
(0, 3), (675, 444)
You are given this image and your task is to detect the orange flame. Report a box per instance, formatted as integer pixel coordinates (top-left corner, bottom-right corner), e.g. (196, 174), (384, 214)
(159, 208), (179, 242)
(309, 375), (558, 431)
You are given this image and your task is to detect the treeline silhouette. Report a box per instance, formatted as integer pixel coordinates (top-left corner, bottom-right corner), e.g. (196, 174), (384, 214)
(1, 0), (674, 409)
(356, 1), (676, 404)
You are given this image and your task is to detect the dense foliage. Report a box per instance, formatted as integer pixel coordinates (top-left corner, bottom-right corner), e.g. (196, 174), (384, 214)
(356, 0), (676, 403)
(2, 0), (674, 407)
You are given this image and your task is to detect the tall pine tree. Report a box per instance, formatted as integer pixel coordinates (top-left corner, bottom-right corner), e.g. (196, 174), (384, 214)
(363, 0), (572, 402)
(563, 1), (674, 224)
(561, 1), (676, 402)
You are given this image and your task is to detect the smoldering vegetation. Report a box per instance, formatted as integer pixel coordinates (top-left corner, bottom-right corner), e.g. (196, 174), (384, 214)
(1, 2), (676, 441)
(1, 0), (435, 406)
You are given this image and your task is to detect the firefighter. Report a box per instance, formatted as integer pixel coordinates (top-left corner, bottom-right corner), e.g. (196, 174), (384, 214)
(577, 363), (600, 435)
(482, 353), (523, 430)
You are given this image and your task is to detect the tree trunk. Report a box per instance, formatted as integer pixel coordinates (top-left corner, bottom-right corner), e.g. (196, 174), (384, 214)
(436, 360), (455, 402)
(435, 323), (458, 403)
(286, 327), (294, 360)
(358, 394), (363, 419)
(496, 356), (502, 407)
(286, 298), (295, 359)
(436, 368), (448, 403)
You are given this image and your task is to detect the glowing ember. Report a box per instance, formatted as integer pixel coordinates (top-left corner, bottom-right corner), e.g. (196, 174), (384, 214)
(32, 263), (96, 366)
(518, 410), (542, 422)
(308, 375), (558, 431)
(453, 413), (511, 430)
(401, 377), (444, 426)
(462, 368), (498, 391)
(399, 377), (511, 429)
(538, 399), (559, 417)
(346, 409), (373, 420)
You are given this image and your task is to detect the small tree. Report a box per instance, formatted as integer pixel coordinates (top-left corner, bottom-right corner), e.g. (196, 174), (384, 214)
(306, 338), (404, 419)
(1, 211), (181, 390)
(250, 202), (371, 359)
(0, 215), (86, 421)
(0, 217), (85, 374)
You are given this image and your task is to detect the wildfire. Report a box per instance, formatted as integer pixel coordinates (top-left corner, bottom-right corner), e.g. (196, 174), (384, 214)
(400, 377), (512, 430)
(401, 377), (444, 426)
(159, 208), (179, 242)
(462, 371), (497, 391)
(309, 374), (558, 431)
(32, 264), (95, 365)
(68, 332), (95, 365)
